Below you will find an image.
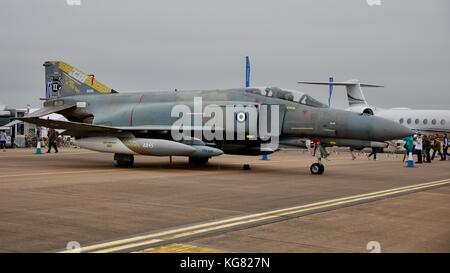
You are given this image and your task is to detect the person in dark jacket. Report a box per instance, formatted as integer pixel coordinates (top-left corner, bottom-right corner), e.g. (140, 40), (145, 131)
(47, 128), (58, 153)
(368, 147), (378, 160)
(443, 133), (449, 160)
(0, 130), (6, 152)
(431, 136), (443, 161)
(422, 135), (431, 163)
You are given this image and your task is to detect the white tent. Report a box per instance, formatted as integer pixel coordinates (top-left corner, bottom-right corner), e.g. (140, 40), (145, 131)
(0, 104), (10, 116)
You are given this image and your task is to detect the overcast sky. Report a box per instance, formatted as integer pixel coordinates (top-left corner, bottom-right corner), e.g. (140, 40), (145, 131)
(0, 0), (449, 109)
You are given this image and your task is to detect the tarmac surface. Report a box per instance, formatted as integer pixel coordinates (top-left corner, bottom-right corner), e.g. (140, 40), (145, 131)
(0, 148), (449, 253)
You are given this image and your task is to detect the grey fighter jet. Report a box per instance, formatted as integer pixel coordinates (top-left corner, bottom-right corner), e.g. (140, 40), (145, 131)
(19, 61), (412, 174)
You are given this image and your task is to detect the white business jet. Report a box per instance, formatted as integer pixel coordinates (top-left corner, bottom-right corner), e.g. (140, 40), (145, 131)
(298, 80), (450, 135)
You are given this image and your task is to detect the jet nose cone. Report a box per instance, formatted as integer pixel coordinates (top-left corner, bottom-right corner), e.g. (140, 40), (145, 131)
(371, 117), (413, 141)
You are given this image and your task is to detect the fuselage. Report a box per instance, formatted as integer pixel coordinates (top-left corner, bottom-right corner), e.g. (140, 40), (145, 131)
(376, 108), (450, 134)
(58, 87), (412, 153)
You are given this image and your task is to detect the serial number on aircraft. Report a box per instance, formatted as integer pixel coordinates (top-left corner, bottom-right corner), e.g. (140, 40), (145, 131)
(68, 69), (87, 83)
(142, 142), (155, 149)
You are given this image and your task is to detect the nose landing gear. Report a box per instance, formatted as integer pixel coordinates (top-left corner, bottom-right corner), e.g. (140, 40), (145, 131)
(310, 161), (325, 175)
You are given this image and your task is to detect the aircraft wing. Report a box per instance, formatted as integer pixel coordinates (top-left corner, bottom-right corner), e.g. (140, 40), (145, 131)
(17, 117), (121, 136)
(414, 128), (450, 134)
(25, 104), (77, 118)
(17, 117), (224, 137)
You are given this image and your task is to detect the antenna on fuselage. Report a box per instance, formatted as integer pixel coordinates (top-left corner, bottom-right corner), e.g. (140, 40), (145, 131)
(245, 56), (269, 161)
(328, 76), (333, 107)
(245, 56), (250, 88)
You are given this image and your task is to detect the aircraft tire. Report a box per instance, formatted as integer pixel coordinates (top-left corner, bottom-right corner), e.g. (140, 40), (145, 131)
(114, 154), (134, 168)
(116, 160), (132, 168)
(310, 163), (325, 175)
(188, 156), (209, 165)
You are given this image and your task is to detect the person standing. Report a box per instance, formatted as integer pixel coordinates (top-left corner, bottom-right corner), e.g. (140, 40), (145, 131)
(47, 128), (59, 153)
(414, 133), (423, 164)
(368, 147), (378, 160)
(403, 135), (414, 162)
(349, 147), (357, 160)
(0, 130), (6, 152)
(431, 136), (443, 161)
(443, 133), (449, 160)
(423, 135), (431, 163)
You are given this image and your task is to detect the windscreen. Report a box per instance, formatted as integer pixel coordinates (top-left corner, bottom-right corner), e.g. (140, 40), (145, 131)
(299, 94), (328, 108)
(245, 87), (327, 108)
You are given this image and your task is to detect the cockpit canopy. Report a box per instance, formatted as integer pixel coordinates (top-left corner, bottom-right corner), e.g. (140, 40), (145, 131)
(245, 87), (328, 108)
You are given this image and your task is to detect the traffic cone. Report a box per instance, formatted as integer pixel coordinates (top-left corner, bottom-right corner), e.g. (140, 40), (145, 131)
(406, 152), (414, 168)
(35, 141), (42, 155)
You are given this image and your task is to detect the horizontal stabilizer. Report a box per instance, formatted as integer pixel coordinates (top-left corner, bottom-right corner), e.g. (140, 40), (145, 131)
(24, 104), (76, 118)
(297, 80), (384, 88)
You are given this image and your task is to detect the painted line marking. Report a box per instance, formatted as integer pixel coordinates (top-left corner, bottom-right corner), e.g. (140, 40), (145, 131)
(135, 243), (226, 253)
(0, 169), (119, 179)
(0, 157), (366, 180)
(60, 178), (450, 253)
(0, 151), (97, 158)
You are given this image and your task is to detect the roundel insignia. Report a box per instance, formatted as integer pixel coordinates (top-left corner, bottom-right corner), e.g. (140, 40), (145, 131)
(236, 112), (246, 123)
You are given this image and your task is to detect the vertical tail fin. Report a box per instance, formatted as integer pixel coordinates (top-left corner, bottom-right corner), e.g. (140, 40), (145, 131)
(44, 61), (117, 98)
(297, 79), (383, 107)
(344, 79), (368, 107)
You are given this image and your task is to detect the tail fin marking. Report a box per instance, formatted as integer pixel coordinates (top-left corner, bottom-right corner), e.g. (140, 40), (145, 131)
(44, 61), (115, 98)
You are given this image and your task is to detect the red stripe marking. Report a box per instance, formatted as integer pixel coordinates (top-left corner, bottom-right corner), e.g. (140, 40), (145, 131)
(130, 95), (144, 127)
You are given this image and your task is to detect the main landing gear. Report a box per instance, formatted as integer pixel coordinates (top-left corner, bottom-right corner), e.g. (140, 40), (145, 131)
(309, 142), (329, 175)
(188, 156), (210, 165)
(114, 153), (134, 168)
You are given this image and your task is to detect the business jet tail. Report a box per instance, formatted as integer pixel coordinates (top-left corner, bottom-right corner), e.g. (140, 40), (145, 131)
(297, 80), (384, 107)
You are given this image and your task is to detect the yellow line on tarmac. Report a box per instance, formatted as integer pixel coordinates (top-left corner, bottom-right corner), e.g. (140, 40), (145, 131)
(94, 180), (450, 253)
(61, 178), (450, 253)
(136, 243), (226, 253)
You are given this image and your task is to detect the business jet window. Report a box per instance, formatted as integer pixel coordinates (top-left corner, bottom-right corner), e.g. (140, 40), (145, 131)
(415, 119), (420, 125)
(432, 119), (437, 125)
(407, 118), (412, 124)
(441, 119), (446, 125)
(423, 119), (428, 125)
(399, 118), (404, 124)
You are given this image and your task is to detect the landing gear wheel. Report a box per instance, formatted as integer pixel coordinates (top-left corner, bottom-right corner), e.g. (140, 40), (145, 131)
(188, 157), (209, 165)
(114, 154), (134, 168)
(116, 160), (133, 168)
(310, 163), (325, 175)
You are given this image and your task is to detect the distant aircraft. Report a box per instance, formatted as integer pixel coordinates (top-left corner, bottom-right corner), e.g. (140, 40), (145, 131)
(298, 80), (450, 135)
(18, 62), (412, 174)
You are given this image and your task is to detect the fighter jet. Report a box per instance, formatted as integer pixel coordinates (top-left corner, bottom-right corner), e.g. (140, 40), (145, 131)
(19, 61), (412, 175)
